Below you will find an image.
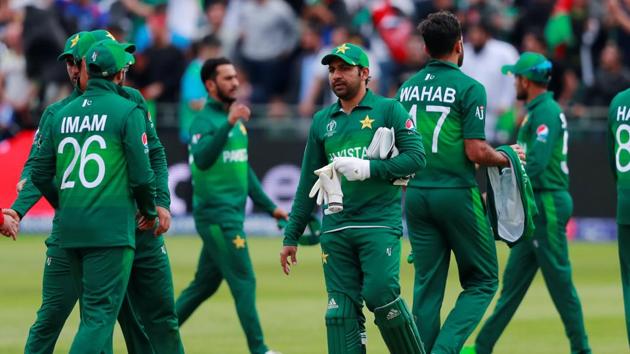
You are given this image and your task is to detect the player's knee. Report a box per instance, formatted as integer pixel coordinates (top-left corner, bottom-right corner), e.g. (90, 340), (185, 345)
(325, 292), (358, 324)
(363, 287), (398, 312)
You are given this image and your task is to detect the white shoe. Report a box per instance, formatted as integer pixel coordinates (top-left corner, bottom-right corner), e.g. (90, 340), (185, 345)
(265, 351), (282, 354)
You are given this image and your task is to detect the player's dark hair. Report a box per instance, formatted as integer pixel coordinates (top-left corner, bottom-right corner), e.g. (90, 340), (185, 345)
(200, 57), (232, 83)
(418, 11), (462, 58)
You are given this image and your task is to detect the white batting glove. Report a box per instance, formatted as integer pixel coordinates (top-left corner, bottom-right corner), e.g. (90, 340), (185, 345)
(334, 157), (370, 181)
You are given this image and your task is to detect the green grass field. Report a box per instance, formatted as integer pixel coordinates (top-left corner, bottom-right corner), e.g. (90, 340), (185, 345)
(0, 236), (626, 354)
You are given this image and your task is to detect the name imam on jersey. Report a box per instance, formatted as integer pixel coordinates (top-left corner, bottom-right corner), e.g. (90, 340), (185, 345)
(60, 114), (108, 134)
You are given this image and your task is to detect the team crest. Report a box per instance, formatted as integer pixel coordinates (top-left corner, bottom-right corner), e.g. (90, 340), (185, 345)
(326, 119), (337, 137)
(536, 124), (549, 142)
(141, 132), (148, 146)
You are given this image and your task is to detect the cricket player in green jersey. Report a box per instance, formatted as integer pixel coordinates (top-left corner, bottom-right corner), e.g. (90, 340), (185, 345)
(11, 30), (183, 354)
(74, 31), (184, 354)
(7, 33), (96, 354)
(396, 12), (524, 354)
(175, 57), (287, 354)
(607, 88), (630, 346)
(30, 40), (157, 354)
(465, 53), (591, 354)
(280, 43), (426, 354)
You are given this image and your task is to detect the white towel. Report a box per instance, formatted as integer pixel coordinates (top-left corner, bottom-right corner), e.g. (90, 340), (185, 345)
(366, 127), (411, 186)
(309, 163), (343, 215)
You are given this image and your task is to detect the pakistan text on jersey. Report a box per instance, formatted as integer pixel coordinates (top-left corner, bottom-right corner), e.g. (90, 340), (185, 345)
(223, 148), (248, 163)
(61, 115), (108, 134)
(398, 85), (456, 104)
(328, 147), (368, 161)
(616, 106), (630, 121)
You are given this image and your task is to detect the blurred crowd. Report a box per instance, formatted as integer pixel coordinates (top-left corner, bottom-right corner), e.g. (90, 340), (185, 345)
(0, 0), (629, 143)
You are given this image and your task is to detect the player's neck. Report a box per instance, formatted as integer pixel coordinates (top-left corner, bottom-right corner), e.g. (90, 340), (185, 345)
(433, 53), (459, 66)
(339, 88), (367, 113)
(526, 88), (547, 104)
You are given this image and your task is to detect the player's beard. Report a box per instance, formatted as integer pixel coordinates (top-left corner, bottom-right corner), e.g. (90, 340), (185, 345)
(332, 75), (361, 101)
(216, 83), (237, 105)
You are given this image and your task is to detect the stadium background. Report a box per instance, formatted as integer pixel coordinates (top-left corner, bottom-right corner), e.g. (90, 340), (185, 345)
(0, 0), (628, 353)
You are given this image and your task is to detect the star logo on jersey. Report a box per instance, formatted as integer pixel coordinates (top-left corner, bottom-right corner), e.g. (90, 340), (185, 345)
(336, 43), (350, 54)
(360, 115), (374, 129)
(233, 235), (246, 249)
(70, 34), (80, 48)
(475, 106), (485, 120)
(321, 252), (329, 264)
(536, 124), (549, 142)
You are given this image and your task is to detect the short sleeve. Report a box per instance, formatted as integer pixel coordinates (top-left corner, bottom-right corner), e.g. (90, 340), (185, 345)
(461, 82), (487, 140)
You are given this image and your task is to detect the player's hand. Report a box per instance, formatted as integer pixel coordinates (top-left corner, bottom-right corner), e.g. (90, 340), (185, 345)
(280, 246), (298, 275)
(16, 179), (26, 193)
(334, 157), (371, 181)
(0, 214), (19, 240)
(137, 213), (157, 231)
(228, 103), (251, 125)
(272, 208), (289, 221)
(510, 144), (526, 164)
(3, 209), (20, 222)
(154, 206), (171, 236)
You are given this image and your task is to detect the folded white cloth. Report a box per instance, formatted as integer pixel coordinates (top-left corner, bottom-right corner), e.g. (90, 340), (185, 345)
(366, 127), (410, 186)
(308, 163), (343, 215)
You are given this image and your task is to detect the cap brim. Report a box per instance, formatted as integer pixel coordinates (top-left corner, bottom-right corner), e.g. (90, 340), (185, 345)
(57, 50), (73, 61)
(321, 53), (357, 66)
(120, 42), (136, 54)
(501, 64), (516, 75)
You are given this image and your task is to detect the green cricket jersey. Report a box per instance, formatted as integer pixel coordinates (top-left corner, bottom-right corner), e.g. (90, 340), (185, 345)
(396, 59), (486, 188)
(283, 89), (426, 246)
(189, 97), (276, 226)
(11, 89), (81, 246)
(12, 86), (170, 244)
(608, 88), (630, 224)
(517, 91), (569, 191)
(31, 78), (157, 248)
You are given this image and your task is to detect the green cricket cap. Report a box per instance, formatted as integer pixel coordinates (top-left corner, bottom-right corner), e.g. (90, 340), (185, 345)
(501, 52), (552, 83)
(86, 40), (135, 78)
(57, 31), (87, 61)
(321, 43), (369, 67)
(71, 30), (135, 65)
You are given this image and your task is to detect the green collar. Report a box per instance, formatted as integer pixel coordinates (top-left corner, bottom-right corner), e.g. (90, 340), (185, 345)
(331, 89), (375, 116)
(426, 59), (460, 71)
(85, 78), (123, 94)
(526, 91), (553, 111)
(205, 95), (226, 111)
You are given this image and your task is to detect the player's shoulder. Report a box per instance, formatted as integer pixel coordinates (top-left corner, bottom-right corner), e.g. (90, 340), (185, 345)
(612, 88), (630, 106)
(120, 86), (146, 105)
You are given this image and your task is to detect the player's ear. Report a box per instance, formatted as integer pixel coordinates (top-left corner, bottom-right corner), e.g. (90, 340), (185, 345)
(204, 79), (216, 94)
